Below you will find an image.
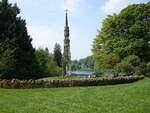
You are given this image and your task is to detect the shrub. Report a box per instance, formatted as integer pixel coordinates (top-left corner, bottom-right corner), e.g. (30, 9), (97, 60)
(115, 62), (134, 76)
(145, 62), (150, 77)
(123, 55), (141, 66)
(115, 55), (150, 76)
(115, 55), (140, 75)
(46, 61), (63, 76)
(134, 63), (148, 75)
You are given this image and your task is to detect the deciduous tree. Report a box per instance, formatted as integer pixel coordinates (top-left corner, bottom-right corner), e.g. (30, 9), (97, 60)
(92, 2), (150, 75)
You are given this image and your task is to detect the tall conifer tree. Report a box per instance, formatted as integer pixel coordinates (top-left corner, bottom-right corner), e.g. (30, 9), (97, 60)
(54, 43), (62, 67)
(0, 0), (41, 79)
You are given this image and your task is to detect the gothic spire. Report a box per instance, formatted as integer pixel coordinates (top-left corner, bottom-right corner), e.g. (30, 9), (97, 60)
(65, 10), (68, 27)
(63, 10), (71, 76)
(64, 9), (70, 38)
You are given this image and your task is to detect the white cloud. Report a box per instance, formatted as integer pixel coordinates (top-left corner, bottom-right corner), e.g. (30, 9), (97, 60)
(102, 0), (140, 15)
(28, 25), (63, 53)
(62, 0), (85, 13)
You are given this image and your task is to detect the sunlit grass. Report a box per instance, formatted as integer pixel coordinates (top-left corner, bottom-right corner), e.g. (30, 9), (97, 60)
(40, 76), (85, 80)
(39, 76), (113, 80)
(0, 78), (149, 113)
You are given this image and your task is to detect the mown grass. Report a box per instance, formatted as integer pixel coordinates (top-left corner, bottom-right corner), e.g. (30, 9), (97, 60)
(39, 76), (112, 80)
(39, 76), (86, 80)
(0, 78), (150, 113)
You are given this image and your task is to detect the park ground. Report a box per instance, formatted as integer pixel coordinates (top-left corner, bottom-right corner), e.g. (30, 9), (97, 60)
(0, 78), (149, 113)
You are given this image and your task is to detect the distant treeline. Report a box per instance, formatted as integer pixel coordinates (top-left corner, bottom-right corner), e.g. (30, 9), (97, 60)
(70, 56), (94, 71)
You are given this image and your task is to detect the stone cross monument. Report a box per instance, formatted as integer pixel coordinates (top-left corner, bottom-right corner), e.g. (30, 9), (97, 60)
(63, 10), (71, 75)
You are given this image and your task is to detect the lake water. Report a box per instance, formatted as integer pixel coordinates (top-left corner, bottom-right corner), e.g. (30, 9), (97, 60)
(69, 70), (113, 77)
(68, 71), (95, 78)
(69, 71), (95, 75)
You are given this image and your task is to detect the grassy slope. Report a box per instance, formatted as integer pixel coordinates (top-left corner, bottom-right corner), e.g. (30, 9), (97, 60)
(0, 78), (149, 113)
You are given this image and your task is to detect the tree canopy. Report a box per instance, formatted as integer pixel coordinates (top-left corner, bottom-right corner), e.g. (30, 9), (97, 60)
(35, 48), (62, 77)
(71, 56), (94, 71)
(92, 2), (150, 75)
(53, 43), (62, 67)
(0, 0), (41, 79)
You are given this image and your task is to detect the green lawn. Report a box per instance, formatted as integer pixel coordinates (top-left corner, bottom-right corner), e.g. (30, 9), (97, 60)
(40, 76), (85, 80)
(0, 78), (149, 113)
(39, 76), (112, 80)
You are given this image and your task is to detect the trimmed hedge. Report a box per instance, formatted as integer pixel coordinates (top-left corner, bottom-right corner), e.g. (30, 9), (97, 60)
(0, 76), (145, 89)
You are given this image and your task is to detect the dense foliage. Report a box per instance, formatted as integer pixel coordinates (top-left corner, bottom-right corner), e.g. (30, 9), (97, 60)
(0, 0), (41, 79)
(71, 56), (94, 71)
(35, 48), (62, 77)
(92, 2), (150, 76)
(0, 0), (63, 79)
(53, 43), (62, 67)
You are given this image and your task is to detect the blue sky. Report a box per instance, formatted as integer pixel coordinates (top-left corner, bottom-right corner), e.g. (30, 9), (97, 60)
(9, 0), (149, 60)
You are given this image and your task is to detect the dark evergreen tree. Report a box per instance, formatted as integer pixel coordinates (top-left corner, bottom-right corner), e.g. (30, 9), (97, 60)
(54, 43), (62, 67)
(0, 0), (41, 79)
(45, 47), (49, 53)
